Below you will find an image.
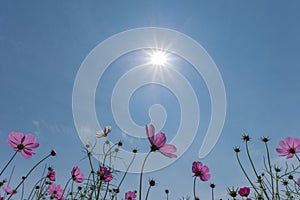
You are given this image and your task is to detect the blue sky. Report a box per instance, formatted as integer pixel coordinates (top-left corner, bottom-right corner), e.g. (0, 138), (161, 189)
(1, 1), (300, 199)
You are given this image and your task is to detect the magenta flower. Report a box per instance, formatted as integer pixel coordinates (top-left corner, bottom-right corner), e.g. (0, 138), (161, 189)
(2, 186), (15, 195)
(0, 196), (3, 200)
(71, 167), (84, 183)
(48, 184), (65, 200)
(192, 161), (211, 181)
(297, 178), (300, 186)
(276, 137), (300, 159)
(145, 124), (177, 158)
(47, 169), (56, 181)
(99, 166), (113, 182)
(238, 187), (250, 197)
(125, 191), (136, 200)
(6, 132), (39, 159)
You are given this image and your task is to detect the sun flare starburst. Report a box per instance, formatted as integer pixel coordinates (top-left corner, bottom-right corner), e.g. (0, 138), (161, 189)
(150, 50), (169, 66)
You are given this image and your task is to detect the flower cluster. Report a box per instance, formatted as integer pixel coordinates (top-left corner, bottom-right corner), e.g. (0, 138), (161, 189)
(0, 125), (300, 199)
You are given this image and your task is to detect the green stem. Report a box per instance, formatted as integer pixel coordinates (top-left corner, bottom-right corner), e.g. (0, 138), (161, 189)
(103, 182), (110, 199)
(295, 154), (300, 162)
(139, 151), (152, 200)
(275, 173), (280, 200)
(235, 152), (260, 194)
(264, 142), (274, 199)
(0, 151), (18, 177)
(61, 178), (72, 199)
(7, 153), (52, 200)
(245, 141), (259, 177)
(145, 185), (151, 200)
(95, 180), (103, 200)
(193, 176), (198, 200)
(111, 153), (136, 200)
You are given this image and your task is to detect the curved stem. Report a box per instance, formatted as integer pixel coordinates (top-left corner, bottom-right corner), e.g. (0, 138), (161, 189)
(235, 152), (260, 194)
(145, 185), (151, 200)
(111, 153), (136, 200)
(7, 153), (52, 200)
(103, 182), (110, 199)
(275, 172), (280, 200)
(61, 178), (72, 199)
(139, 151), (152, 200)
(264, 142), (274, 199)
(193, 176), (198, 200)
(245, 141), (259, 177)
(295, 153), (300, 162)
(0, 151), (18, 177)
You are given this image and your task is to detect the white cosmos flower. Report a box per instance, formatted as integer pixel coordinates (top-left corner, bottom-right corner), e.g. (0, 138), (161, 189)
(96, 126), (112, 138)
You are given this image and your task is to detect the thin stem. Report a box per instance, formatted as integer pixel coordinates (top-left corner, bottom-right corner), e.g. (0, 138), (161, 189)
(245, 141), (259, 177)
(139, 151), (152, 200)
(295, 154), (300, 162)
(61, 178), (72, 198)
(7, 153), (52, 200)
(211, 187), (214, 200)
(264, 142), (274, 199)
(145, 185), (151, 200)
(95, 180), (103, 200)
(275, 172), (280, 200)
(235, 152), (260, 194)
(103, 182), (110, 199)
(193, 176), (198, 200)
(111, 153), (136, 200)
(0, 151), (18, 177)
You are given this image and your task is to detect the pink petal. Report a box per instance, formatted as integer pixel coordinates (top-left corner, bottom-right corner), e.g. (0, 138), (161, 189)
(285, 137), (293, 147)
(8, 132), (24, 143)
(159, 144), (177, 158)
(153, 132), (166, 148)
(201, 165), (210, 173)
(22, 134), (37, 146)
(145, 124), (155, 144)
(200, 173), (210, 181)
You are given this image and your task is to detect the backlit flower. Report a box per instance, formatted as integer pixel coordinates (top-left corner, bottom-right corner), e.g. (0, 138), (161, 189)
(96, 126), (112, 138)
(48, 184), (65, 200)
(192, 161), (211, 181)
(6, 132), (39, 159)
(2, 186), (15, 195)
(276, 137), (300, 158)
(99, 166), (113, 182)
(145, 124), (177, 158)
(125, 191), (136, 200)
(48, 169), (56, 181)
(238, 187), (250, 197)
(71, 167), (84, 183)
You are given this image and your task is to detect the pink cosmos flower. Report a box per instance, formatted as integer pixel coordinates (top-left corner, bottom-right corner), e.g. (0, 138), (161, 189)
(276, 137), (300, 159)
(297, 178), (300, 186)
(145, 124), (177, 158)
(192, 161), (211, 181)
(0, 196), (3, 200)
(125, 191), (136, 200)
(99, 166), (113, 182)
(238, 187), (250, 197)
(71, 167), (84, 183)
(2, 186), (15, 195)
(48, 184), (65, 200)
(6, 132), (39, 159)
(48, 169), (56, 181)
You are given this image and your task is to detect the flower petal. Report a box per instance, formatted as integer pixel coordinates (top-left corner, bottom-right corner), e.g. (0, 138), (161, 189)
(153, 132), (166, 148)
(146, 124), (155, 144)
(159, 144), (177, 158)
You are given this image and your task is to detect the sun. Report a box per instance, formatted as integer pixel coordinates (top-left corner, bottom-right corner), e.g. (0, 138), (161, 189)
(150, 50), (168, 66)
